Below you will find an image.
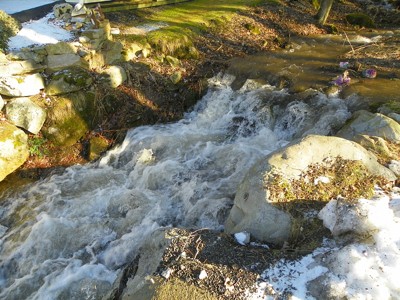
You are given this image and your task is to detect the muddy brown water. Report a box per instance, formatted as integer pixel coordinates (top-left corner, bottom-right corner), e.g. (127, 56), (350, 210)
(228, 31), (400, 105)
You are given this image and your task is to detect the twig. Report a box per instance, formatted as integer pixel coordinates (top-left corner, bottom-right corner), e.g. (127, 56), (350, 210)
(343, 31), (355, 54)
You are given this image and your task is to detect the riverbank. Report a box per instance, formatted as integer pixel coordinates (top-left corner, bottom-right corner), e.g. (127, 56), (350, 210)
(1, 1), (399, 298)
(0, 0), (397, 184)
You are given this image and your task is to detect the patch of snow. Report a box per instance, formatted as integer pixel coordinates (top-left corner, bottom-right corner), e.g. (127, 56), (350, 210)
(135, 22), (168, 32)
(8, 13), (73, 50)
(314, 176), (330, 185)
(250, 191), (400, 299)
(234, 231), (250, 245)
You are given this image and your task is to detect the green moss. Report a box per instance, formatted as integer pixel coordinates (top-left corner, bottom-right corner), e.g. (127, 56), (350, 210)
(346, 13), (375, 28)
(89, 136), (109, 160)
(42, 92), (97, 146)
(147, 27), (197, 58)
(51, 67), (93, 87)
(0, 10), (21, 51)
(137, 0), (263, 33)
(244, 23), (261, 35)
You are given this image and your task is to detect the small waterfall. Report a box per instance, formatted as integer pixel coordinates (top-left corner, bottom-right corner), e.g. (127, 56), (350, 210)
(0, 73), (351, 299)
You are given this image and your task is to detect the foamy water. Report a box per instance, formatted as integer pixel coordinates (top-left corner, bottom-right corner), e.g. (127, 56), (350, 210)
(0, 74), (355, 299)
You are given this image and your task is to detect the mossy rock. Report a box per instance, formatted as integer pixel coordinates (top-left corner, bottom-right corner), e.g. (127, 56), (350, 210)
(46, 67), (93, 96)
(244, 23), (261, 35)
(89, 135), (109, 161)
(346, 13), (375, 28)
(42, 91), (97, 146)
(147, 27), (198, 59)
(0, 10), (21, 51)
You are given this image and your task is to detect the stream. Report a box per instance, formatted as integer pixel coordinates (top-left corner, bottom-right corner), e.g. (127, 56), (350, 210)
(0, 32), (398, 299)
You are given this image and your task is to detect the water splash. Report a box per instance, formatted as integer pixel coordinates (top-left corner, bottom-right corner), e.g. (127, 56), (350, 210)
(0, 74), (351, 299)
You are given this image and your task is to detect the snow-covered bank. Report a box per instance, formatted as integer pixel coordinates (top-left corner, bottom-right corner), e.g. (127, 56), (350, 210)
(7, 13), (73, 50)
(252, 190), (400, 299)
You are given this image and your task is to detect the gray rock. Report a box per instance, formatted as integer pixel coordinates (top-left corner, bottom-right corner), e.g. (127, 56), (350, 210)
(45, 42), (77, 55)
(0, 74), (45, 97)
(337, 110), (400, 143)
(0, 122), (29, 182)
(0, 60), (44, 76)
(102, 40), (123, 65)
(224, 135), (396, 245)
(388, 160), (400, 177)
(224, 158), (292, 245)
(123, 44), (141, 61)
(100, 65), (127, 88)
(388, 112), (400, 123)
(7, 47), (46, 64)
(5, 97), (47, 134)
(46, 54), (89, 73)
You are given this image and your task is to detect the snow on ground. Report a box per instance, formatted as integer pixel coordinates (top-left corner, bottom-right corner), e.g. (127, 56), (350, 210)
(0, 0), (72, 50)
(7, 13), (73, 50)
(250, 190), (400, 300)
(0, 0), (58, 15)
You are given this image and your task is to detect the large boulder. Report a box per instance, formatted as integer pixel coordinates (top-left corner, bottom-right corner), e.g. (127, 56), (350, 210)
(0, 73), (45, 97)
(0, 121), (29, 181)
(5, 97), (47, 134)
(337, 110), (400, 143)
(42, 91), (96, 146)
(224, 135), (396, 245)
(45, 67), (93, 96)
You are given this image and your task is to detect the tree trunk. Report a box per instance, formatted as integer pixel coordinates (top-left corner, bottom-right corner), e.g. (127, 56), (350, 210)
(316, 0), (334, 25)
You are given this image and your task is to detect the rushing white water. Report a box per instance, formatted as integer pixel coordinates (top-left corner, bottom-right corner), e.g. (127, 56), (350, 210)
(0, 74), (351, 299)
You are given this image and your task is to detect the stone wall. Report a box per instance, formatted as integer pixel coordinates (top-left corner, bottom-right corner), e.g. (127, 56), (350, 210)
(0, 3), (131, 181)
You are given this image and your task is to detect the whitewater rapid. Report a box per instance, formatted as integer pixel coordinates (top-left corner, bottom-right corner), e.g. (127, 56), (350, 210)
(0, 74), (351, 299)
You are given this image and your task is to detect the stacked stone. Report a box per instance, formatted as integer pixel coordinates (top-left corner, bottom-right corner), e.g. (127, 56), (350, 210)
(0, 3), (128, 181)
